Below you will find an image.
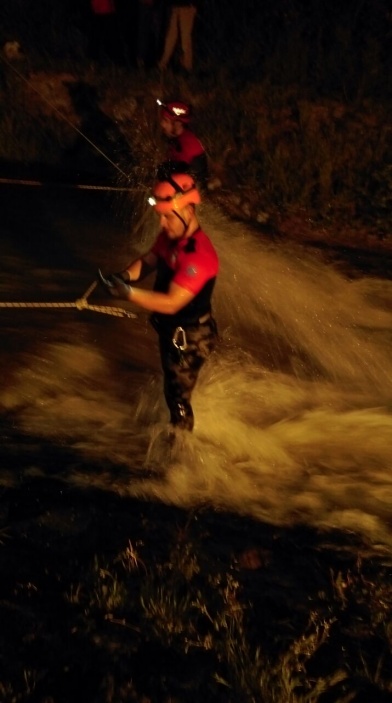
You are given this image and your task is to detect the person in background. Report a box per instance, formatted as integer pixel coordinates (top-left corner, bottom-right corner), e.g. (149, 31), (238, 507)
(157, 99), (209, 188)
(89, 0), (123, 64)
(98, 172), (219, 432)
(157, 0), (198, 75)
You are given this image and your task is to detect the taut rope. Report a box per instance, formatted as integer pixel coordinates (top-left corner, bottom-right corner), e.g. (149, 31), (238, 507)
(0, 281), (137, 319)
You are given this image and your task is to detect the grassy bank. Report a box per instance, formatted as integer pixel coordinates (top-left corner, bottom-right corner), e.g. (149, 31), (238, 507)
(1, 476), (392, 703)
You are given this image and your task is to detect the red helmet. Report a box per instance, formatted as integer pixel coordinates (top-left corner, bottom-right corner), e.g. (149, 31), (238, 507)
(160, 100), (191, 123)
(148, 173), (201, 214)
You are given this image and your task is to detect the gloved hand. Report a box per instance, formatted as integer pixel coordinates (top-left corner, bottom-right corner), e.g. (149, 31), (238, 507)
(97, 269), (132, 299)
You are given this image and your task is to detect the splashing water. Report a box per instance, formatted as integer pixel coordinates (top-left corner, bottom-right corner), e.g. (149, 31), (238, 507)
(1, 198), (392, 549)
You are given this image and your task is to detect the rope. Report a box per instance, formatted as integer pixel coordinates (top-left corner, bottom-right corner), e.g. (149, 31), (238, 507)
(0, 54), (133, 183)
(0, 281), (137, 319)
(0, 60), (152, 309)
(0, 56), (154, 235)
(0, 301), (135, 318)
(0, 177), (137, 192)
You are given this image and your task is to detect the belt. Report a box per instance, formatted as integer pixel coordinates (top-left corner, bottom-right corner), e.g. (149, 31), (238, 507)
(151, 311), (212, 333)
(175, 312), (212, 326)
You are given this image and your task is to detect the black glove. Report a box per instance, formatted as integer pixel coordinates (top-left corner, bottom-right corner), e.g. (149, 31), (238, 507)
(97, 269), (132, 299)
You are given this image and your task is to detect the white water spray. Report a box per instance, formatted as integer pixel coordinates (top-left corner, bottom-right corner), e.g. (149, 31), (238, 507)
(1, 199), (392, 548)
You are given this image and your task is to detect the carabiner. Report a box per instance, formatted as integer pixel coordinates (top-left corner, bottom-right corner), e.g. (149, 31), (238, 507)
(172, 326), (187, 351)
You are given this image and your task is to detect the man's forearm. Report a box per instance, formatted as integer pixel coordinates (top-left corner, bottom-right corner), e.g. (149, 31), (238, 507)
(123, 258), (155, 282)
(125, 287), (181, 315)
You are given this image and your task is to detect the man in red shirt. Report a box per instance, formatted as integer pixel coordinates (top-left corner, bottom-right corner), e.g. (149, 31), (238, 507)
(99, 172), (219, 432)
(158, 100), (209, 188)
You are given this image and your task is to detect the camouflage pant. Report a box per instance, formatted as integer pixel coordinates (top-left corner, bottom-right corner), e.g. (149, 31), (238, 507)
(158, 318), (217, 431)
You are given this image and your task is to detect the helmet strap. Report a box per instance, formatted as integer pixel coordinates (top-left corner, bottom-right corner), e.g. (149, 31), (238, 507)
(166, 175), (192, 236)
(173, 210), (189, 236)
(166, 174), (185, 194)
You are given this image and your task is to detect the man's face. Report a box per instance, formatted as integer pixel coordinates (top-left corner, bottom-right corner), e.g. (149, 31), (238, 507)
(158, 207), (189, 239)
(160, 115), (180, 137)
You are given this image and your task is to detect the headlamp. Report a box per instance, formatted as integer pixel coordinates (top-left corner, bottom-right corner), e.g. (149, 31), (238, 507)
(171, 106), (187, 117)
(148, 194), (177, 205)
(156, 98), (187, 120)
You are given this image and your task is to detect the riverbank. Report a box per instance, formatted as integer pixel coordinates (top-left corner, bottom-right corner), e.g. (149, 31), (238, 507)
(1, 59), (391, 261)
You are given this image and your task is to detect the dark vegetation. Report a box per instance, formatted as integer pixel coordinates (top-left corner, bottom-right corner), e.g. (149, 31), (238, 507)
(0, 0), (391, 249)
(1, 1), (392, 701)
(1, 471), (392, 703)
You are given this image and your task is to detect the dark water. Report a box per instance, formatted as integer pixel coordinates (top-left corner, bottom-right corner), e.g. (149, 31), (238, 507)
(1, 183), (392, 553)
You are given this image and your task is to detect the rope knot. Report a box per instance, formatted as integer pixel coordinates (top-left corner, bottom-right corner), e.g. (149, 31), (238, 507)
(75, 298), (88, 310)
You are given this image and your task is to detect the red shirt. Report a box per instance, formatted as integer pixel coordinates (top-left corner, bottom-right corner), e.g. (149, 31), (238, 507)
(166, 128), (205, 165)
(91, 0), (115, 14)
(150, 227), (218, 328)
(151, 228), (219, 295)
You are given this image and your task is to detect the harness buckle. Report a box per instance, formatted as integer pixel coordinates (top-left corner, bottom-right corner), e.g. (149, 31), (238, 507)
(172, 326), (187, 351)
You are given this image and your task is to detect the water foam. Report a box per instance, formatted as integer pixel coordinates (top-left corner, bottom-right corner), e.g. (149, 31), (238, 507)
(1, 200), (392, 547)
